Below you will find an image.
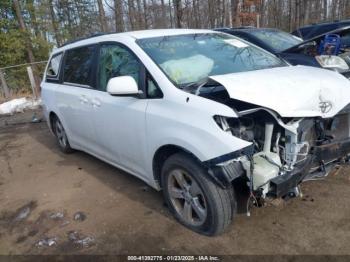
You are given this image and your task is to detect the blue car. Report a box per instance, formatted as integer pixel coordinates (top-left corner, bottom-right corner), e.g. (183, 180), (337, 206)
(215, 27), (321, 67)
(292, 20), (350, 40)
(215, 27), (350, 78)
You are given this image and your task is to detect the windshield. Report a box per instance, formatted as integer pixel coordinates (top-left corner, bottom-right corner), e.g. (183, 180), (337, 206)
(249, 30), (303, 52)
(137, 33), (285, 87)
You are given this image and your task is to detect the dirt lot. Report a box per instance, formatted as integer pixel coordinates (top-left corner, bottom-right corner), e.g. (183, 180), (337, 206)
(0, 109), (350, 255)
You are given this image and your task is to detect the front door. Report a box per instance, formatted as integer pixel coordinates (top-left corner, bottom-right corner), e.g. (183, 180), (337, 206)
(91, 43), (148, 178)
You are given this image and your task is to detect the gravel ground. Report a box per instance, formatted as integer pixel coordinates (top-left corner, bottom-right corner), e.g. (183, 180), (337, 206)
(0, 109), (349, 255)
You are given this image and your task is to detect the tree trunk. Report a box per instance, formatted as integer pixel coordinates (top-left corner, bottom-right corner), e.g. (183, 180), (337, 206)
(161, 0), (167, 27)
(299, 0), (305, 26)
(208, 0), (215, 28)
(13, 0), (41, 96)
(61, 0), (74, 39)
(142, 0), (148, 28)
(114, 0), (124, 32)
(260, 0), (265, 27)
(136, 0), (144, 29)
(97, 0), (108, 32)
(128, 0), (136, 30)
(173, 0), (182, 28)
(169, 0), (174, 27)
(230, 0), (239, 27)
(26, 0), (40, 37)
(323, 0), (328, 20)
(48, 0), (62, 46)
(289, 0), (293, 31)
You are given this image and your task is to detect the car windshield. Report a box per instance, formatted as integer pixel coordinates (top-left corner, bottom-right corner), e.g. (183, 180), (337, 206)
(137, 33), (285, 87)
(249, 30), (303, 52)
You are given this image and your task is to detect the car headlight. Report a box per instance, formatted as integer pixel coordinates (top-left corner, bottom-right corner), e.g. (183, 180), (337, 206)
(315, 55), (349, 72)
(213, 115), (255, 141)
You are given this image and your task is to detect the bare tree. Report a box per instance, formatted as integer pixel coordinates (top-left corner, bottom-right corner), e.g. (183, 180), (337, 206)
(114, 0), (124, 32)
(137, 0), (144, 28)
(127, 0), (136, 30)
(160, 0), (167, 27)
(173, 0), (183, 28)
(142, 0), (149, 28)
(13, 0), (41, 95)
(230, 0), (239, 27)
(48, 0), (62, 45)
(97, 0), (108, 31)
(323, 0), (328, 20)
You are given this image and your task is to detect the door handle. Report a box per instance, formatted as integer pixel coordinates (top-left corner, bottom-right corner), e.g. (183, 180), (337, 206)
(79, 95), (89, 104)
(91, 98), (101, 107)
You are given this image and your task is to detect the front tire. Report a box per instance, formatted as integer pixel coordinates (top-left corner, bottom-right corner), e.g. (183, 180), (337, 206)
(161, 153), (236, 236)
(52, 116), (74, 154)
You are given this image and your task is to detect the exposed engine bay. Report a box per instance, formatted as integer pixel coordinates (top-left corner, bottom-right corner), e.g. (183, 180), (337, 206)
(216, 109), (350, 198)
(194, 81), (350, 201)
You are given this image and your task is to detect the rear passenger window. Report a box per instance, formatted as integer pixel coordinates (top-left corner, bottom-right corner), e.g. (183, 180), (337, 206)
(63, 45), (96, 87)
(46, 53), (62, 80)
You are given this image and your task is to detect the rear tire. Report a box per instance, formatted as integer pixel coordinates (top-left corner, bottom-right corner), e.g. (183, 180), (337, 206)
(161, 153), (236, 236)
(52, 116), (74, 154)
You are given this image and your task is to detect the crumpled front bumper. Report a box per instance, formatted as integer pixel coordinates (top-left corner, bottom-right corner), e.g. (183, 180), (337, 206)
(268, 138), (350, 198)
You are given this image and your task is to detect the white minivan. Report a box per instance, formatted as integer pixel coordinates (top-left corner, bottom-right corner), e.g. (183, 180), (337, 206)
(42, 29), (350, 235)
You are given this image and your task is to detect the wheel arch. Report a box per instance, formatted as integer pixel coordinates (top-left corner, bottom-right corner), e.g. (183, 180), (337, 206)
(152, 144), (202, 189)
(49, 111), (59, 134)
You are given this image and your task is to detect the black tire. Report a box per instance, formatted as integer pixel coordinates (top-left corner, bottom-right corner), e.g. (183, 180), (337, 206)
(52, 116), (74, 154)
(161, 153), (236, 236)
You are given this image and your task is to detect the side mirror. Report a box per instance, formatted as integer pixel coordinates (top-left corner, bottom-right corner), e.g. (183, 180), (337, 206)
(106, 76), (139, 96)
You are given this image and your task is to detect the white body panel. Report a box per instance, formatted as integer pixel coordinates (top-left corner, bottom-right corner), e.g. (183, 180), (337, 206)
(89, 91), (149, 179)
(41, 29), (350, 190)
(211, 65), (350, 118)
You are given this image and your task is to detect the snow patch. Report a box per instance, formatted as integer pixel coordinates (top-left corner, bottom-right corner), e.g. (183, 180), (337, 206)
(0, 97), (42, 115)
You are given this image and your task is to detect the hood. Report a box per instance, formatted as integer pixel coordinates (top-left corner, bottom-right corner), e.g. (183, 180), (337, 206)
(283, 26), (350, 53)
(210, 65), (350, 118)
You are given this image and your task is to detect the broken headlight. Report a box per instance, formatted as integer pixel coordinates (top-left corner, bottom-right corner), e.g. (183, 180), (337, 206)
(213, 115), (255, 141)
(213, 115), (231, 133)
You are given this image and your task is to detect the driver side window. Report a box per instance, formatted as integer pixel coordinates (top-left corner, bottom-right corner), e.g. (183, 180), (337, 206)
(98, 44), (141, 91)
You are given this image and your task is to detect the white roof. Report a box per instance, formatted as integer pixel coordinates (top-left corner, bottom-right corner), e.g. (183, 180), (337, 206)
(119, 28), (215, 39)
(53, 29), (216, 53)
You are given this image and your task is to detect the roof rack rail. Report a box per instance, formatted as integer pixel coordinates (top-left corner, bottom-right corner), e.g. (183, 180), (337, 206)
(60, 32), (107, 47)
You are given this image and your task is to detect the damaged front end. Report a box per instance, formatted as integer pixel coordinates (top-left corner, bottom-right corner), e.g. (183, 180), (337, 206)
(207, 107), (350, 200)
(196, 76), (350, 202)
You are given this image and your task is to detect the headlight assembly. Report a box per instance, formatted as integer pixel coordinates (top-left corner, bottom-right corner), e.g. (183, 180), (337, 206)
(315, 55), (349, 72)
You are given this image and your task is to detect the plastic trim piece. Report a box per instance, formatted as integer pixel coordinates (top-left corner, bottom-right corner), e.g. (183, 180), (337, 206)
(203, 145), (254, 167)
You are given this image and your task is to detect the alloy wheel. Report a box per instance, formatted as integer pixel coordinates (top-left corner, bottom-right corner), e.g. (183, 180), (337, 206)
(167, 169), (207, 226)
(55, 119), (67, 148)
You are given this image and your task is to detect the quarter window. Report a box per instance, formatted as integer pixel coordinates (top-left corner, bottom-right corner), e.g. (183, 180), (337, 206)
(98, 44), (141, 91)
(147, 73), (163, 98)
(63, 45), (96, 86)
(46, 53), (62, 79)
